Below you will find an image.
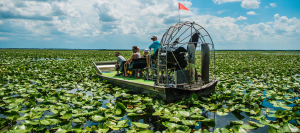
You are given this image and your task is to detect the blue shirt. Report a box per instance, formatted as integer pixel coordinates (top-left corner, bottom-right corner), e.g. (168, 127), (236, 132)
(149, 40), (160, 54)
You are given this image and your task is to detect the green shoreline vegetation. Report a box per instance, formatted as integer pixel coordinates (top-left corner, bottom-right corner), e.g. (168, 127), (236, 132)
(0, 49), (299, 132)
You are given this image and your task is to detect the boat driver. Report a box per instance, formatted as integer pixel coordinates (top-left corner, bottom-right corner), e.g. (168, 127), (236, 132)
(149, 35), (160, 60)
(124, 46), (141, 77)
(115, 52), (126, 76)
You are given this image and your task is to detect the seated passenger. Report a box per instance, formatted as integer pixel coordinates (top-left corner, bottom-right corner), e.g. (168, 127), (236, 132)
(124, 46), (140, 77)
(115, 52), (126, 76)
(137, 47), (140, 54)
(143, 49), (150, 68)
(143, 49), (149, 57)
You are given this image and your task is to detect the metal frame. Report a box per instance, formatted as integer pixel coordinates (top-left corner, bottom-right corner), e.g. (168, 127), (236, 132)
(151, 21), (215, 88)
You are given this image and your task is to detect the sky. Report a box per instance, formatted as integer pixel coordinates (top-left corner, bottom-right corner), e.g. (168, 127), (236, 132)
(0, 0), (299, 50)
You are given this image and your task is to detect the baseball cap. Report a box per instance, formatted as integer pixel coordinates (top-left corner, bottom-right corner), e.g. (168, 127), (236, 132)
(144, 49), (149, 53)
(151, 35), (157, 39)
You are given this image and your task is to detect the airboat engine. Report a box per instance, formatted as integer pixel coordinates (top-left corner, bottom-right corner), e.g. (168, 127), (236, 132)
(160, 46), (187, 70)
(152, 21), (215, 88)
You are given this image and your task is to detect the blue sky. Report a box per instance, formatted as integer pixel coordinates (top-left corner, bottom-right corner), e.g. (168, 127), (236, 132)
(0, 0), (299, 50)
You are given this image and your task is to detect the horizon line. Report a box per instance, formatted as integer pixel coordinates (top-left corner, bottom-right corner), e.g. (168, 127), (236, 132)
(0, 48), (300, 51)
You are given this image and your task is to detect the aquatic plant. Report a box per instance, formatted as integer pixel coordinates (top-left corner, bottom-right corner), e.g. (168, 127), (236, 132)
(0, 49), (299, 132)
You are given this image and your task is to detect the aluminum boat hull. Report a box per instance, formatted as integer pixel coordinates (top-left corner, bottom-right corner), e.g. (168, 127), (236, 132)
(93, 61), (218, 101)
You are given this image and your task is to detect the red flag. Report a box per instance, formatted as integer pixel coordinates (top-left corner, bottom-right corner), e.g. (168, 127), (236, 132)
(179, 3), (189, 11)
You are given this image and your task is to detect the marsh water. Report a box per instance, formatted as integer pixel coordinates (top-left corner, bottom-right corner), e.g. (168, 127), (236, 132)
(1, 85), (296, 132)
(1, 50), (299, 132)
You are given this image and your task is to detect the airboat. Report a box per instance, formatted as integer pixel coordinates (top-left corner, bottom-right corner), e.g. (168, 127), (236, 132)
(93, 21), (218, 101)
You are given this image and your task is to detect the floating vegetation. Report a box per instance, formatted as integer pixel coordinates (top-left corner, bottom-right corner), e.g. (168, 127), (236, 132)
(0, 49), (299, 132)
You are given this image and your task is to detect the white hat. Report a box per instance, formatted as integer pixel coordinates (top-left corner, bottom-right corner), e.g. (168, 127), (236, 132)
(144, 49), (149, 53)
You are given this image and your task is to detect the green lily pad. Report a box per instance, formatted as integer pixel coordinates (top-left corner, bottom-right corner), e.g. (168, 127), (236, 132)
(248, 121), (265, 127)
(132, 122), (150, 129)
(92, 114), (106, 122)
(72, 117), (87, 123)
(116, 102), (126, 110)
(181, 120), (197, 126)
(115, 107), (122, 115)
(282, 122), (299, 132)
(116, 119), (129, 128)
(230, 120), (243, 125)
(60, 110), (72, 119)
(169, 117), (181, 122)
(217, 108), (228, 116)
(97, 124), (109, 133)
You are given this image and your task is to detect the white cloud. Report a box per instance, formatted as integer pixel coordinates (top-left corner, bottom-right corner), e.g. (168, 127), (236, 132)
(241, 0), (261, 9)
(51, 1), (81, 17)
(247, 11), (258, 15)
(52, 18), (92, 36)
(217, 10), (229, 14)
(270, 3), (277, 8)
(43, 38), (52, 41)
(0, 37), (9, 40)
(92, 30), (100, 36)
(0, 0), (52, 20)
(213, 0), (261, 9)
(213, 0), (242, 4)
(242, 23), (272, 37)
(0, 0), (299, 50)
(265, 5), (269, 9)
(237, 16), (247, 20)
(274, 14), (280, 19)
(272, 14), (300, 35)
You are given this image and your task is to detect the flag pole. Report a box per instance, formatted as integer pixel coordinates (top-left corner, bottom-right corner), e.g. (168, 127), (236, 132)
(178, 3), (180, 22)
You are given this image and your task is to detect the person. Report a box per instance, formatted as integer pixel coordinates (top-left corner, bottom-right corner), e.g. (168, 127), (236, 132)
(115, 52), (126, 76)
(143, 49), (149, 57)
(149, 35), (160, 60)
(124, 46), (140, 77)
(136, 47), (141, 58)
(143, 49), (150, 68)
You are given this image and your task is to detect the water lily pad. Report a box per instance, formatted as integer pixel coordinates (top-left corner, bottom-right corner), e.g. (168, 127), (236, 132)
(25, 120), (40, 125)
(116, 119), (129, 128)
(115, 107), (122, 115)
(60, 110), (72, 119)
(241, 124), (257, 130)
(127, 113), (139, 116)
(152, 111), (162, 116)
(190, 107), (202, 114)
(7, 111), (20, 120)
(282, 122), (299, 132)
(116, 102), (126, 110)
(97, 124), (109, 133)
(132, 122), (150, 129)
(92, 114), (106, 122)
(217, 108), (228, 116)
(248, 121), (265, 127)
(169, 117), (181, 122)
(72, 117), (87, 123)
(230, 120), (243, 125)
(105, 121), (120, 130)
(181, 120), (197, 126)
